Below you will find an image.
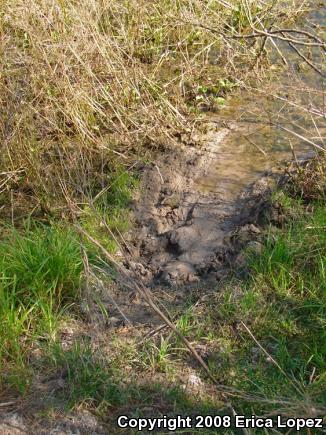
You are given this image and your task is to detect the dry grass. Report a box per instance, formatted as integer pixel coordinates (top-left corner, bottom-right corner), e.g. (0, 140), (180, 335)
(286, 154), (326, 201)
(0, 0), (306, 218)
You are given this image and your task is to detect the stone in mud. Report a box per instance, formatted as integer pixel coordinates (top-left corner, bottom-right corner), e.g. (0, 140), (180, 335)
(160, 261), (199, 285)
(0, 413), (27, 434)
(246, 241), (264, 255)
(233, 224), (261, 246)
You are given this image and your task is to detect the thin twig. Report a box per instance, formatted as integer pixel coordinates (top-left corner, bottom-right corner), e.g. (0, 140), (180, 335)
(282, 33), (325, 77)
(180, 19), (326, 49)
(76, 226), (249, 435)
(155, 164), (164, 184)
(240, 322), (304, 397)
(92, 271), (132, 326)
(271, 122), (324, 153)
(243, 134), (268, 157)
(289, 140), (300, 169)
(137, 324), (169, 345)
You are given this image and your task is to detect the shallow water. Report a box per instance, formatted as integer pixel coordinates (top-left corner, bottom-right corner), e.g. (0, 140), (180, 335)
(196, 3), (325, 200)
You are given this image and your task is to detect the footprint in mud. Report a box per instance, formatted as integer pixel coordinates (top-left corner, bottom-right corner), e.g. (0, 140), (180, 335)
(133, 96), (316, 286)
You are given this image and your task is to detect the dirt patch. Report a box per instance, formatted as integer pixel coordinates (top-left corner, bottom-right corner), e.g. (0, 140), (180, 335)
(0, 411), (107, 435)
(130, 122), (280, 287)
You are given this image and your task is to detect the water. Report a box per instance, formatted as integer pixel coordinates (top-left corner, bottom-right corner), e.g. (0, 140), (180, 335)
(196, 2), (325, 199)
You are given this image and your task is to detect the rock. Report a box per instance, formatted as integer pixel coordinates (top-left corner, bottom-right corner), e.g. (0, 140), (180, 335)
(160, 261), (198, 284)
(0, 413), (27, 434)
(246, 241), (264, 255)
(183, 373), (205, 395)
(187, 373), (203, 388)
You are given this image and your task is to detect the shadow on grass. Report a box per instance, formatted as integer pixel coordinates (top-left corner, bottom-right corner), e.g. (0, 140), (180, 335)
(13, 340), (232, 434)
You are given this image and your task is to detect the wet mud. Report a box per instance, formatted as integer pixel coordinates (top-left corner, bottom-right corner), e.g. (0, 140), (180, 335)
(131, 122), (281, 286)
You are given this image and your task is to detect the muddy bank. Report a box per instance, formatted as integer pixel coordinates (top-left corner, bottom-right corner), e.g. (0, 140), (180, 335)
(126, 1), (325, 287)
(130, 122), (285, 287)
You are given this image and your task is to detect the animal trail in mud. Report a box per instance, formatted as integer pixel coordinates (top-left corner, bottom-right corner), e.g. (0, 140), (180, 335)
(131, 123), (280, 286)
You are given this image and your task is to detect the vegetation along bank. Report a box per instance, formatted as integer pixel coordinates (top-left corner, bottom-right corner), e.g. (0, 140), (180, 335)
(0, 0), (325, 433)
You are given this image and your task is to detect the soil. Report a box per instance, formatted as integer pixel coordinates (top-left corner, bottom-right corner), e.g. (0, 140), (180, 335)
(0, 124), (313, 435)
(129, 121), (280, 288)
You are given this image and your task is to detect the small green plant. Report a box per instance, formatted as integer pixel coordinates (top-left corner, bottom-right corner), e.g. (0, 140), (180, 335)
(147, 335), (173, 373)
(176, 309), (194, 337)
(0, 223), (82, 304)
(195, 78), (237, 110)
(231, 2), (263, 32)
(98, 167), (139, 211)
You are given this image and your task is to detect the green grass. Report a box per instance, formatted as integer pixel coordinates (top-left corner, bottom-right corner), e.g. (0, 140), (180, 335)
(81, 167), (139, 255)
(43, 337), (221, 420)
(146, 335), (174, 373)
(198, 195), (326, 416)
(48, 341), (125, 410)
(0, 166), (138, 394)
(0, 223), (83, 391)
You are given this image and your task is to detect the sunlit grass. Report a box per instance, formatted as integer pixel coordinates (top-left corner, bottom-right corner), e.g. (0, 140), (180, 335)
(81, 167), (138, 255)
(0, 224), (82, 391)
(198, 194), (326, 415)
